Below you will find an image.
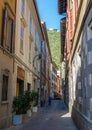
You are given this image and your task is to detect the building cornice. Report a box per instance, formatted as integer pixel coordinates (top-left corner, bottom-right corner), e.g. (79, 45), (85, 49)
(41, 21), (52, 62)
(14, 54), (40, 79)
(33, 0), (44, 40)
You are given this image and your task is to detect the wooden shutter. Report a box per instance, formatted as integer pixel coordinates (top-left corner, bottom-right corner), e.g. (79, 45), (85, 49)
(1, 8), (7, 47)
(2, 7), (15, 54)
(10, 21), (15, 53)
(29, 40), (31, 63)
(20, 25), (24, 52)
(2, 75), (8, 101)
(6, 18), (12, 51)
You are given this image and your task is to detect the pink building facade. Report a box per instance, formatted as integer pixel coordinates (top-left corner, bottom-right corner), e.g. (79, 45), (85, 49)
(66, 0), (81, 62)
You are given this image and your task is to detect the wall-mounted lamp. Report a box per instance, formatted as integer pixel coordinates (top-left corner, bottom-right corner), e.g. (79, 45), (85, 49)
(33, 53), (42, 67)
(4, 68), (10, 74)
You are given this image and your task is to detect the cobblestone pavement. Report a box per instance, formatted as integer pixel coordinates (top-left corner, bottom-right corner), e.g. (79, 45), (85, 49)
(6, 100), (77, 130)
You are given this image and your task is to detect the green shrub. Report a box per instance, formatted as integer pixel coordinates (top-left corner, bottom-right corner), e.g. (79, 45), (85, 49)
(31, 90), (39, 106)
(12, 96), (23, 115)
(12, 90), (32, 115)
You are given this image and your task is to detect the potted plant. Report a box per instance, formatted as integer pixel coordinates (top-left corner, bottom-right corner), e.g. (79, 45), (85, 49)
(12, 90), (33, 125)
(31, 90), (39, 112)
(21, 90), (33, 121)
(12, 96), (23, 125)
(24, 90), (32, 117)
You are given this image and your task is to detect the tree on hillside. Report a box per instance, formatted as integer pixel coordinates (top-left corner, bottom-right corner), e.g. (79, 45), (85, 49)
(47, 29), (61, 69)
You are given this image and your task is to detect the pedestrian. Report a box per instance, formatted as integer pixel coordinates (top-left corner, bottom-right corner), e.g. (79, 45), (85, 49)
(48, 96), (51, 105)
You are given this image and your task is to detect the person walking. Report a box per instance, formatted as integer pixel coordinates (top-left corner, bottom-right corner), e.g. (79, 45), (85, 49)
(48, 96), (52, 105)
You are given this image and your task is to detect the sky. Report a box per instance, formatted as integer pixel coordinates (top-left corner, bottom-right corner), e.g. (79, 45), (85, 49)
(36, 0), (66, 30)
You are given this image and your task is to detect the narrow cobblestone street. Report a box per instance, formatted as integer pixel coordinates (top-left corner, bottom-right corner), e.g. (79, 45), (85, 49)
(6, 100), (77, 130)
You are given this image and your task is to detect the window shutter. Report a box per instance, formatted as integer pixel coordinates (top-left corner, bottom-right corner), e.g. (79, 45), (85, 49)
(1, 8), (7, 47)
(2, 75), (9, 101)
(10, 21), (15, 53)
(20, 25), (24, 52)
(22, 0), (25, 15)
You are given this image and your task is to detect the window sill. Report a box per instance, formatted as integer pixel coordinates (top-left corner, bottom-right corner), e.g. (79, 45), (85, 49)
(0, 45), (14, 58)
(1, 101), (9, 104)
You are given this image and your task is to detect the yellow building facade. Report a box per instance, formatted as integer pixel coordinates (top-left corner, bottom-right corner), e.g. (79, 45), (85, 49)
(14, 0), (44, 97)
(0, 0), (44, 129)
(0, 0), (16, 129)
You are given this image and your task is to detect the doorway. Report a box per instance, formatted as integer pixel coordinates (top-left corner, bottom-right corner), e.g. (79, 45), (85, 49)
(16, 78), (24, 96)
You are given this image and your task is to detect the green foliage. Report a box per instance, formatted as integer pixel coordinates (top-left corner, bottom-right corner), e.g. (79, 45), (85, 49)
(12, 95), (23, 115)
(12, 90), (32, 115)
(23, 90), (32, 112)
(31, 90), (39, 106)
(12, 90), (39, 115)
(47, 29), (61, 69)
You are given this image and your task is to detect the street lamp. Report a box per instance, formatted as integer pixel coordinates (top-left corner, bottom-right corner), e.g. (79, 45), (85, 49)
(33, 53), (42, 67)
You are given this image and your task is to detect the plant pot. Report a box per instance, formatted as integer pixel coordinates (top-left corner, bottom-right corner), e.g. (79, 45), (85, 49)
(27, 109), (32, 117)
(32, 106), (38, 112)
(22, 114), (29, 123)
(12, 115), (22, 125)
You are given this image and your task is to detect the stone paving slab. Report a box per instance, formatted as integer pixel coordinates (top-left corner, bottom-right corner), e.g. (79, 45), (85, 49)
(5, 100), (77, 130)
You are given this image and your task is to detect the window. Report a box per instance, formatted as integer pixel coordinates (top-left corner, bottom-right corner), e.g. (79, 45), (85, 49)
(2, 8), (15, 53)
(87, 20), (92, 40)
(30, 16), (32, 32)
(27, 83), (31, 91)
(29, 39), (32, 63)
(34, 28), (38, 44)
(89, 21), (92, 30)
(16, 79), (24, 96)
(21, 0), (25, 16)
(2, 75), (9, 101)
(69, 0), (73, 9)
(89, 74), (92, 87)
(34, 28), (37, 43)
(75, 0), (81, 18)
(20, 24), (24, 52)
(88, 50), (92, 65)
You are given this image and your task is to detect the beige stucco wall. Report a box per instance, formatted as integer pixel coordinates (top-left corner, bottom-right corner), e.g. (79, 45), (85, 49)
(0, 50), (14, 129)
(0, 0), (16, 129)
(15, 0), (43, 92)
(0, 0), (43, 129)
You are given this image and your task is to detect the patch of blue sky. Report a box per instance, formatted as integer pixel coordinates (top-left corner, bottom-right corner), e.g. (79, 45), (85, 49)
(36, 0), (66, 31)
